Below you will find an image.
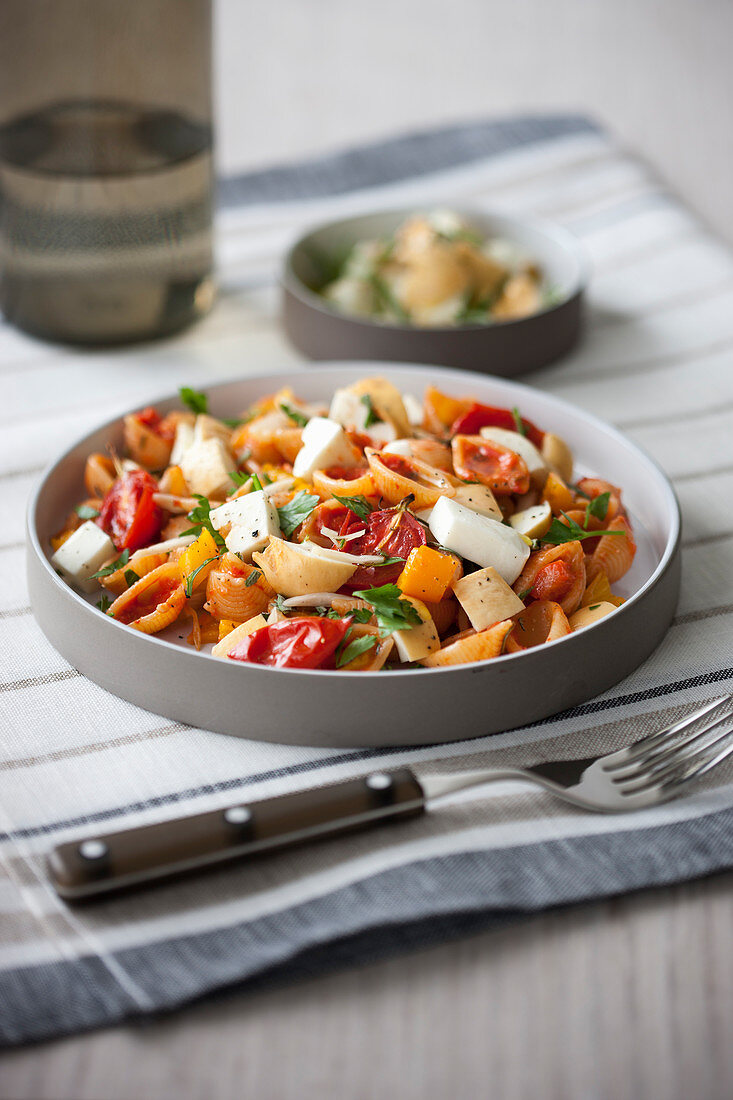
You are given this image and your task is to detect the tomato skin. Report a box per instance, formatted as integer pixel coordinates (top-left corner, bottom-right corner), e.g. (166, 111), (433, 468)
(98, 469), (163, 551)
(530, 560), (574, 602)
(344, 507), (426, 590)
(228, 616), (351, 669)
(451, 403), (544, 448)
(451, 435), (530, 495)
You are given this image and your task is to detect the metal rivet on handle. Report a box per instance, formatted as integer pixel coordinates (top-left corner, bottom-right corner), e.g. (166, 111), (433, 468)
(366, 772), (393, 791)
(78, 839), (108, 861)
(224, 806), (252, 826)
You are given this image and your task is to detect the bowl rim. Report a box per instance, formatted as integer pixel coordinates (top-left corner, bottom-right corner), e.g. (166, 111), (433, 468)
(281, 206), (590, 333)
(28, 362), (680, 687)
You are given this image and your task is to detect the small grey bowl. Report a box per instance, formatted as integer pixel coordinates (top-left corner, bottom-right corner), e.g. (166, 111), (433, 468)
(282, 208), (588, 376)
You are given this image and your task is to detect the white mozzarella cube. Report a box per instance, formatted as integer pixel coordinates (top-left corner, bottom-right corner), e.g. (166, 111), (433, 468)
(452, 483), (503, 521)
(402, 393), (424, 427)
(222, 491), (281, 559)
(382, 439), (415, 459)
(479, 426), (548, 486)
(193, 414), (232, 447)
(292, 417), (360, 481)
(51, 521), (116, 594)
(392, 597), (440, 663)
(363, 420), (398, 447)
(180, 438), (235, 499)
(452, 567), (525, 632)
(329, 388), (369, 431)
(428, 496), (530, 583)
(509, 502), (552, 539)
(170, 421), (195, 466)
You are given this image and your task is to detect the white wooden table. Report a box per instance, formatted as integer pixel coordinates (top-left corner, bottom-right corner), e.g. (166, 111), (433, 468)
(3, 1), (733, 1095)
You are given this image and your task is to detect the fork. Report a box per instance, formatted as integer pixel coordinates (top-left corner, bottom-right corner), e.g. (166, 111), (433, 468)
(48, 695), (733, 900)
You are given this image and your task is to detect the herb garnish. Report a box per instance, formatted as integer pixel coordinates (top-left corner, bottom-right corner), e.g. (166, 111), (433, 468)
(331, 493), (374, 523)
(353, 583), (422, 636)
(245, 570), (262, 587)
(336, 631), (378, 668)
(96, 594), (111, 613)
(183, 557), (218, 598)
(511, 407), (528, 437)
(91, 548), (130, 579)
(543, 512), (623, 546)
(279, 401), (309, 428)
(517, 586), (533, 601)
(273, 594), (289, 614)
(360, 394), (381, 428)
(327, 606), (373, 624)
(584, 491), (610, 528)
(229, 469), (251, 488)
(250, 472), (264, 492)
(277, 491), (320, 537)
(124, 569), (139, 588)
(182, 495), (226, 550)
(75, 504), (100, 520)
(221, 416), (246, 429)
(589, 604), (601, 611)
(179, 387), (208, 415)
(369, 273), (410, 322)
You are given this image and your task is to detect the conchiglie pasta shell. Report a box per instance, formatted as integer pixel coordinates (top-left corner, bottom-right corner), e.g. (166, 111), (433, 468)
(123, 415), (172, 470)
(586, 516), (636, 583)
(365, 448), (458, 510)
(84, 453), (116, 498)
(205, 559), (274, 620)
(312, 469), (377, 499)
(421, 619), (513, 667)
(108, 561), (185, 634)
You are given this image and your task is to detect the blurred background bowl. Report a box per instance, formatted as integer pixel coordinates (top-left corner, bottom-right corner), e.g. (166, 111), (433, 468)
(282, 207), (588, 377)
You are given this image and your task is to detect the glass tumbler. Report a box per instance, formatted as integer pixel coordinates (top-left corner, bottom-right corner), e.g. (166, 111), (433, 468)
(0, 0), (214, 345)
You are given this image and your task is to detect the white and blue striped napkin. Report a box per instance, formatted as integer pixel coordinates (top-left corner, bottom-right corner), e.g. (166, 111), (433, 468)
(2, 115), (733, 1045)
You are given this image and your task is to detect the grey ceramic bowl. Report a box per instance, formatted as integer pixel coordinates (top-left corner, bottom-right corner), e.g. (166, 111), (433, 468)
(27, 363), (680, 748)
(282, 209), (587, 376)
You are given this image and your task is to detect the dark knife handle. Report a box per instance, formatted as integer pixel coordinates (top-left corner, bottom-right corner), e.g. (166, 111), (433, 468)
(47, 767), (426, 901)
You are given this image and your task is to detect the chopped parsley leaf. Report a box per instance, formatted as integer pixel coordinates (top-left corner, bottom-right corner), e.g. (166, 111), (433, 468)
(584, 491), (611, 528)
(336, 632), (378, 668)
(353, 583), (422, 636)
(229, 469), (251, 488)
(244, 570), (262, 587)
(182, 495), (226, 550)
(277, 490), (319, 537)
(91, 548), (130, 579)
(511, 406), (528, 437)
(95, 594), (111, 613)
(543, 512), (623, 546)
(279, 401), (309, 428)
(183, 556), (218, 598)
(331, 493), (374, 523)
(360, 394), (381, 428)
(124, 569), (139, 588)
(179, 386), (208, 415)
(75, 504), (100, 520)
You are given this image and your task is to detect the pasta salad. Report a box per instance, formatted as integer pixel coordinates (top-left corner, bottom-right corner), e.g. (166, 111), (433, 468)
(50, 378), (636, 671)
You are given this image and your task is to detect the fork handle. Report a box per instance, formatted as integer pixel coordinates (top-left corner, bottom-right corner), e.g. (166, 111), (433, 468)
(47, 768), (426, 901)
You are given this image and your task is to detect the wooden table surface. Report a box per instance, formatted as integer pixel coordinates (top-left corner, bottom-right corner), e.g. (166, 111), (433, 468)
(3, 1), (733, 1096)
(3, 872), (733, 1100)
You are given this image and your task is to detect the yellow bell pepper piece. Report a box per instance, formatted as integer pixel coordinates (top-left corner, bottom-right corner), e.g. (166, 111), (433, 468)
(218, 619), (240, 640)
(179, 529), (219, 591)
(581, 568), (625, 608)
(397, 546), (456, 603)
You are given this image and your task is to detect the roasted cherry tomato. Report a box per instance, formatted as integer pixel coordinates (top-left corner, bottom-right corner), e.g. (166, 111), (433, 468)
(451, 435), (530, 495)
(228, 616), (351, 669)
(529, 560), (574, 602)
(98, 469), (163, 551)
(450, 402), (544, 448)
(134, 406), (177, 442)
(345, 507), (427, 590)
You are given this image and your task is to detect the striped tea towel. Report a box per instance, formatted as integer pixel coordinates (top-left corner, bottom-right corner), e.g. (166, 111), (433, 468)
(2, 114), (733, 1046)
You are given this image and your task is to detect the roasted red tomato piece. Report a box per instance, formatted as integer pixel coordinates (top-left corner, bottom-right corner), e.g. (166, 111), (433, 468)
(344, 507), (426, 590)
(451, 434), (530, 495)
(228, 616), (351, 669)
(134, 405), (177, 442)
(98, 469), (163, 551)
(529, 560), (574, 602)
(450, 402), (544, 448)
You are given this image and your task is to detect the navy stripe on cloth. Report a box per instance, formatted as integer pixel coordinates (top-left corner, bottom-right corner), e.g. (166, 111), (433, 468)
(2, 802), (732, 1047)
(218, 114), (599, 207)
